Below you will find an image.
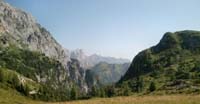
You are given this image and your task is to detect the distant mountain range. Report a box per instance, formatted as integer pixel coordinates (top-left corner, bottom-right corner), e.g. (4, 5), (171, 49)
(69, 49), (130, 69)
(4, 0), (200, 102)
(86, 62), (130, 87)
(0, 1), (130, 101)
(69, 49), (130, 87)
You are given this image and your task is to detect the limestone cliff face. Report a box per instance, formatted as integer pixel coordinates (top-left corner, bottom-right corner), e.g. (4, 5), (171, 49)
(0, 1), (70, 66)
(0, 1), (88, 92)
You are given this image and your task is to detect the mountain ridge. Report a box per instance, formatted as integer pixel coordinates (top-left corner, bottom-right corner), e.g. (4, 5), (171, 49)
(0, 0), (88, 97)
(0, 1), (130, 100)
(86, 62), (130, 88)
(70, 49), (130, 68)
(119, 30), (200, 94)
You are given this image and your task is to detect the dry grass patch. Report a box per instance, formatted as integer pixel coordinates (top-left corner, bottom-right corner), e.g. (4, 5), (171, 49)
(53, 95), (200, 104)
(1, 89), (200, 104)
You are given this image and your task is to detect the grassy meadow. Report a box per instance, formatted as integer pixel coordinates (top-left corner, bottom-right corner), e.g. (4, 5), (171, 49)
(1, 88), (200, 104)
(53, 95), (200, 104)
(0, 88), (44, 104)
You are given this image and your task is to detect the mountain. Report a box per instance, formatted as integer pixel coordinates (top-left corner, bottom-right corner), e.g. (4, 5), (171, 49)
(70, 49), (130, 88)
(119, 30), (200, 94)
(70, 49), (130, 69)
(85, 62), (130, 88)
(0, 1), (88, 101)
(0, 1), (70, 65)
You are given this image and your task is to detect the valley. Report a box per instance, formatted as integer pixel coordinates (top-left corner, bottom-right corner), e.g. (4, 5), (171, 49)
(0, 0), (200, 104)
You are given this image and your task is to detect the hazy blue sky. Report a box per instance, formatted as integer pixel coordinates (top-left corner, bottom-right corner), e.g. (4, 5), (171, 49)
(6, 0), (200, 60)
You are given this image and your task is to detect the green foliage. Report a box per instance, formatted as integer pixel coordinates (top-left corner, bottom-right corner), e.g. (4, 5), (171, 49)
(121, 83), (131, 96)
(99, 88), (106, 97)
(86, 62), (130, 86)
(0, 68), (21, 88)
(0, 46), (65, 82)
(0, 68), (40, 97)
(0, 69), (4, 82)
(0, 87), (44, 104)
(135, 77), (144, 92)
(90, 86), (100, 97)
(149, 82), (156, 92)
(104, 85), (116, 97)
(0, 46), (73, 101)
(120, 30), (200, 94)
(70, 86), (78, 100)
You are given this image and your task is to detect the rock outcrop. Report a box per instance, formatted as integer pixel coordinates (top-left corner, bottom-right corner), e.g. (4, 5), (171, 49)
(0, 1), (87, 92)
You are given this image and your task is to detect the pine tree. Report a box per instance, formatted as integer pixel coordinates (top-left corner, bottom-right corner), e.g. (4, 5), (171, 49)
(91, 86), (97, 97)
(136, 77), (144, 92)
(106, 85), (116, 97)
(91, 86), (101, 97)
(70, 86), (78, 100)
(0, 69), (4, 82)
(123, 83), (131, 96)
(149, 81), (156, 92)
(100, 88), (106, 97)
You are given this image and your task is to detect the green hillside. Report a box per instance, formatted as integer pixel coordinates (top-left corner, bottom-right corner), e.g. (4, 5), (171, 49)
(119, 30), (200, 94)
(86, 62), (129, 87)
(0, 68), (43, 104)
(0, 45), (71, 101)
(0, 85), (44, 104)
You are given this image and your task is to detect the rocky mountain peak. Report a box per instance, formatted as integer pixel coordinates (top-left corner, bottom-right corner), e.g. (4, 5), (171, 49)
(0, 0), (88, 93)
(69, 49), (130, 69)
(0, 1), (70, 66)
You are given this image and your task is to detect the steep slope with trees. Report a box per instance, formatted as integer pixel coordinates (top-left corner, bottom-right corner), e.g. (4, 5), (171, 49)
(120, 30), (200, 94)
(85, 62), (130, 87)
(0, 1), (87, 101)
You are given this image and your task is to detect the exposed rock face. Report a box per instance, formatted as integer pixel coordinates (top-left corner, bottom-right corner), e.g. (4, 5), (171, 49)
(70, 49), (130, 69)
(0, 1), (88, 92)
(0, 1), (70, 66)
(70, 49), (90, 68)
(68, 59), (88, 92)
